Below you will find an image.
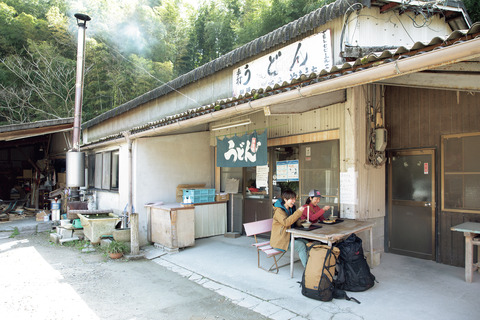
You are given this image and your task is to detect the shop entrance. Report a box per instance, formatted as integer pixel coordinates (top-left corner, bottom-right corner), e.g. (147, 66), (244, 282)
(219, 139), (339, 232)
(387, 149), (436, 260)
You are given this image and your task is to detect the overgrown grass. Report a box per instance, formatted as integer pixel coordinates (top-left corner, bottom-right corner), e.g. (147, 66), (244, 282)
(60, 239), (91, 251)
(9, 227), (19, 238)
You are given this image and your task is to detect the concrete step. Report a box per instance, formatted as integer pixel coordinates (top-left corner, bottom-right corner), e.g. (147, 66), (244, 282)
(0, 218), (53, 236)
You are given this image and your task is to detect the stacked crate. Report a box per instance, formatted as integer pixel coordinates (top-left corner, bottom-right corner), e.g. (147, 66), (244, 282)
(182, 189), (215, 204)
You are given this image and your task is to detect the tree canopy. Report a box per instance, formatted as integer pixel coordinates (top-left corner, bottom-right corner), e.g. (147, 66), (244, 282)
(0, 0), (478, 125)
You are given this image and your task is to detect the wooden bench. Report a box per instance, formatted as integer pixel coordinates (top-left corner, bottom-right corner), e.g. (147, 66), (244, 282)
(243, 218), (288, 274)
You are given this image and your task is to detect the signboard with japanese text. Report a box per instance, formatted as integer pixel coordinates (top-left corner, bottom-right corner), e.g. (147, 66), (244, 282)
(216, 130), (267, 167)
(233, 30), (332, 97)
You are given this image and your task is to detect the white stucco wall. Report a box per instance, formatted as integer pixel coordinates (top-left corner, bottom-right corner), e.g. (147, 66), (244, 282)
(90, 143), (128, 218)
(346, 7), (454, 48)
(133, 131), (214, 245)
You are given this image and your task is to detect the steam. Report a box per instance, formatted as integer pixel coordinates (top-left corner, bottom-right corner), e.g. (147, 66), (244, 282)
(65, 0), (165, 57)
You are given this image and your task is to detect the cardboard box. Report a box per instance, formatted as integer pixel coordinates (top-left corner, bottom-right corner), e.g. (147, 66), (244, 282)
(23, 169), (32, 179)
(57, 173), (66, 184)
(215, 193), (229, 202)
(36, 210), (50, 222)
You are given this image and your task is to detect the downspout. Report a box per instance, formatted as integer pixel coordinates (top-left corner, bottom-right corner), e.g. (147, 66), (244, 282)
(82, 37), (480, 149)
(122, 131), (133, 227)
(123, 131), (139, 255)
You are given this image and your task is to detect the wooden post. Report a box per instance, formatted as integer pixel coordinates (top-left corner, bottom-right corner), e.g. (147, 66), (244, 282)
(465, 232), (473, 283)
(130, 213), (140, 255)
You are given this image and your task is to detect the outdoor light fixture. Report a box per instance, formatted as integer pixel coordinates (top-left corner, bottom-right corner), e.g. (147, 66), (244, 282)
(211, 119), (252, 131)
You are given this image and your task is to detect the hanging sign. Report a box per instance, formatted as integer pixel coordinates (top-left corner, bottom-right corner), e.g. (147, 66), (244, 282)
(217, 130), (267, 167)
(233, 29), (332, 97)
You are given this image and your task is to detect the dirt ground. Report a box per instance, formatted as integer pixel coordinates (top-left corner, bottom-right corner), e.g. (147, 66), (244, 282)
(0, 231), (269, 320)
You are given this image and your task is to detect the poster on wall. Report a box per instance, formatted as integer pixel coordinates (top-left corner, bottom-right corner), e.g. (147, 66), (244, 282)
(256, 165), (269, 188)
(340, 168), (357, 205)
(216, 130), (267, 167)
(276, 160), (299, 182)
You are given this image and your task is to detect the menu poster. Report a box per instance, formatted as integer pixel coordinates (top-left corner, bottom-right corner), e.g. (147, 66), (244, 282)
(276, 160), (299, 182)
(256, 165), (269, 188)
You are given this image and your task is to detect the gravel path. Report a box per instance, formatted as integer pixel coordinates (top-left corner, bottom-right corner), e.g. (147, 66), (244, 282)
(0, 231), (269, 320)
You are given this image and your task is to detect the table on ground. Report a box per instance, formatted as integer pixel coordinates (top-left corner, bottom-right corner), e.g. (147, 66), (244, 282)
(287, 219), (374, 278)
(450, 222), (480, 283)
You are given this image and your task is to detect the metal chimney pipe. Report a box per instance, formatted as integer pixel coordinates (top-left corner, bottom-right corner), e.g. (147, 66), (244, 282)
(72, 13), (91, 151)
(67, 13), (90, 199)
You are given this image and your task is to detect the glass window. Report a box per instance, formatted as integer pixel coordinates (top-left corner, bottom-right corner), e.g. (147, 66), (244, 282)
(87, 154), (95, 188)
(94, 153), (102, 189)
(299, 141), (339, 211)
(102, 151), (111, 190)
(111, 151), (119, 190)
(245, 166), (269, 199)
(442, 133), (480, 213)
(92, 150), (119, 191)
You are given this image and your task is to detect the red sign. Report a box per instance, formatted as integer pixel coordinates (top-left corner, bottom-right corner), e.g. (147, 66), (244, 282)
(424, 163), (428, 174)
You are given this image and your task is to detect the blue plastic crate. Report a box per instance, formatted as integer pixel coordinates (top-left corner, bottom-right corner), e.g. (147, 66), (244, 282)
(183, 189), (215, 203)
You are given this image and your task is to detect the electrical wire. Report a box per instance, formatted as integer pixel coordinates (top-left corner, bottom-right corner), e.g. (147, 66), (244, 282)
(94, 37), (203, 108)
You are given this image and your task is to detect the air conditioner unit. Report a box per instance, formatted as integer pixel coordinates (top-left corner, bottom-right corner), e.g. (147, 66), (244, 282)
(375, 128), (387, 152)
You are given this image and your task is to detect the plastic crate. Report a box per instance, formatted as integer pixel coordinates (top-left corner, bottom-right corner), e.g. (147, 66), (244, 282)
(183, 189), (216, 204)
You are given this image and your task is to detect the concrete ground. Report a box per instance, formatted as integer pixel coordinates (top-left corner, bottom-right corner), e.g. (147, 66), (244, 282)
(2, 217), (479, 320)
(150, 234), (480, 320)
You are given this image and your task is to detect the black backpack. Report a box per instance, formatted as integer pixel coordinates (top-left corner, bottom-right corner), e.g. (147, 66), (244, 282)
(335, 233), (376, 292)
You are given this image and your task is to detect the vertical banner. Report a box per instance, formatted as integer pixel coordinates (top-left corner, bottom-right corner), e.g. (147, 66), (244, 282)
(217, 130), (267, 167)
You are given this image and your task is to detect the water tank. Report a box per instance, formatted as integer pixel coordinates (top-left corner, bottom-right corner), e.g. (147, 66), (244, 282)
(66, 151), (85, 187)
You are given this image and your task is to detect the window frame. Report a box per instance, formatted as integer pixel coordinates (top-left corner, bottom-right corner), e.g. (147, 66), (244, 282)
(441, 132), (480, 214)
(92, 150), (119, 192)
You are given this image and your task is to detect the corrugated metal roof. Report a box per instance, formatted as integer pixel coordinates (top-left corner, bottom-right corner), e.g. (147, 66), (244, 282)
(0, 118), (74, 141)
(83, 22), (480, 147)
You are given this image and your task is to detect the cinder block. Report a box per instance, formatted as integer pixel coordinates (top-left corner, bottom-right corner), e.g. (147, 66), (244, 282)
(50, 233), (61, 244)
(59, 236), (79, 245)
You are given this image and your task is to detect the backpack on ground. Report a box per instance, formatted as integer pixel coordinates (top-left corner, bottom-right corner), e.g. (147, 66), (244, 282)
(335, 233), (376, 292)
(300, 242), (360, 304)
(301, 242), (339, 301)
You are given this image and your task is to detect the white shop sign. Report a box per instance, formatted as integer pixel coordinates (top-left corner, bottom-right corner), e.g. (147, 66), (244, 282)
(233, 29), (332, 97)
